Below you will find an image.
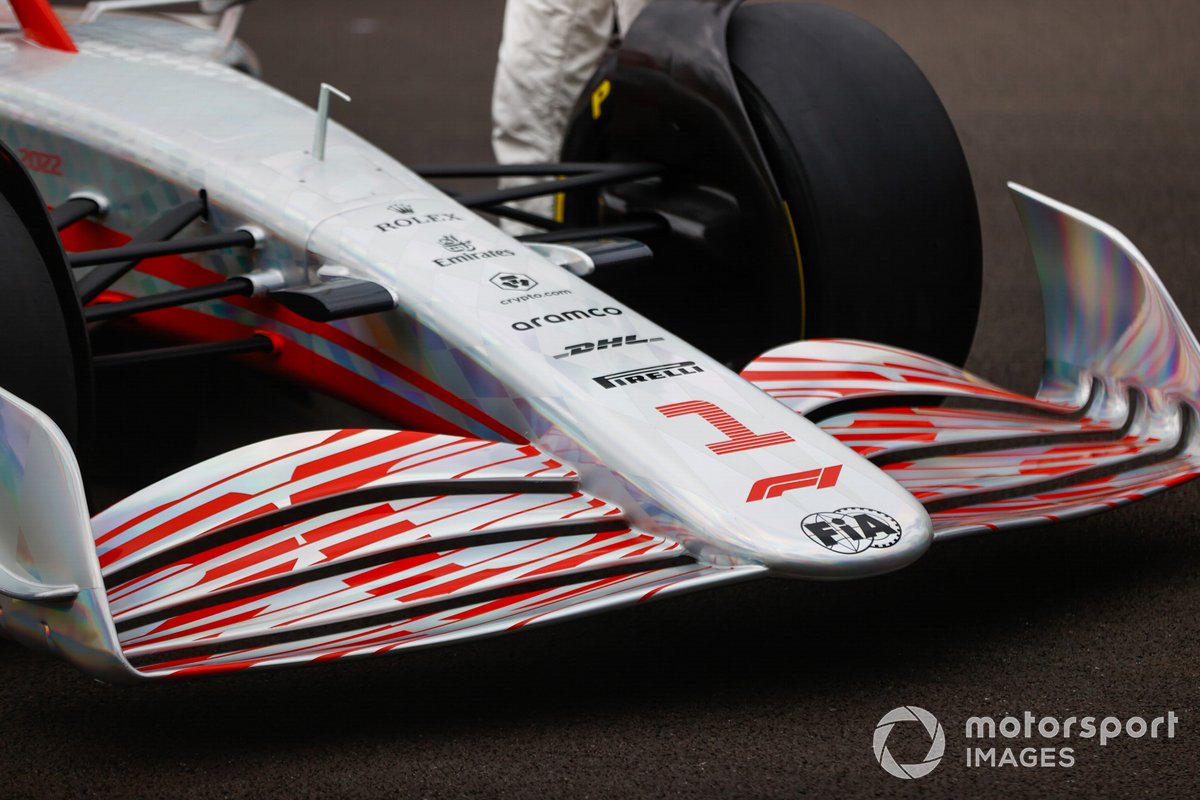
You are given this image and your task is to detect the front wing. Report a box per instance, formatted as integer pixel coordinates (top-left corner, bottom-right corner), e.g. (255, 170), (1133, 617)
(1, 185), (1197, 680)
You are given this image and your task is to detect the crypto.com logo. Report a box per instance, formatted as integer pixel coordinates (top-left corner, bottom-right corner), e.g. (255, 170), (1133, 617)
(873, 706), (945, 779)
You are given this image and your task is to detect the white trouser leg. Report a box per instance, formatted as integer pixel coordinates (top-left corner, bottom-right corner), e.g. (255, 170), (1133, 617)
(491, 0), (652, 233)
(614, 0), (651, 33)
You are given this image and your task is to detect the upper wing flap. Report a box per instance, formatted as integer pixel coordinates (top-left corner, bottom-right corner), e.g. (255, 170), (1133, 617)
(742, 341), (1082, 418)
(93, 429), (576, 577)
(817, 406), (1121, 458)
(105, 490), (622, 620)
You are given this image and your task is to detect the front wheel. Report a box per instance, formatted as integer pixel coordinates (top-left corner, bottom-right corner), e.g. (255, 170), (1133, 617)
(727, 2), (981, 366)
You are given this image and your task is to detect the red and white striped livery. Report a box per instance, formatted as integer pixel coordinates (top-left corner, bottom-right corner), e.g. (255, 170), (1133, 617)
(0, 7), (1196, 683)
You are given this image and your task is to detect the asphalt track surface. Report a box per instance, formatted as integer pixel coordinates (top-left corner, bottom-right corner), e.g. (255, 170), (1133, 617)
(5, 1), (1200, 798)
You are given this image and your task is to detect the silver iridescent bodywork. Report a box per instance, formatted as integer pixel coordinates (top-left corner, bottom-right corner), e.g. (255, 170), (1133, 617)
(0, 388), (129, 681)
(0, 10), (1196, 680)
(0, 12), (932, 579)
(745, 184), (1200, 538)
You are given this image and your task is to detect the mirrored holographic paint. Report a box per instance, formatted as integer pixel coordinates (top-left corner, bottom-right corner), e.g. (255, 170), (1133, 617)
(745, 185), (1200, 539)
(1012, 183), (1200, 411)
(1, 10), (1198, 681)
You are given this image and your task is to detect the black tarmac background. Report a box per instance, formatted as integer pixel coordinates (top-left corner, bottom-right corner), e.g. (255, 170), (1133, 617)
(5, 1), (1200, 797)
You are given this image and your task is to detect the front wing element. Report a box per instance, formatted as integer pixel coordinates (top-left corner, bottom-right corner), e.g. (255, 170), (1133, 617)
(90, 430), (760, 679)
(744, 184), (1200, 538)
(86, 183), (1200, 676)
(3, 183), (1194, 681)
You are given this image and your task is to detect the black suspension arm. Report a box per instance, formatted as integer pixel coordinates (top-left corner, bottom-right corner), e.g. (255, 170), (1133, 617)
(51, 196), (102, 231)
(516, 217), (668, 244)
(454, 164), (663, 209)
(488, 204), (564, 230)
(84, 277), (254, 323)
(413, 162), (654, 178)
(70, 229), (256, 268)
(92, 334), (274, 369)
(74, 199), (207, 304)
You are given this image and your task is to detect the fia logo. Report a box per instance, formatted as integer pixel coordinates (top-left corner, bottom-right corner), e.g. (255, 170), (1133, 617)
(387, 202), (414, 215)
(491, 272), (538, 291)
(439, 235), (475, 254)
(801, 508), (902, 554)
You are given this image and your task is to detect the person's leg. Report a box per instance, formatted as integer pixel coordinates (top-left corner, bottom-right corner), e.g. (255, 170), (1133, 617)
(614, 0), (652, 34)
(492, 0), (615, 231)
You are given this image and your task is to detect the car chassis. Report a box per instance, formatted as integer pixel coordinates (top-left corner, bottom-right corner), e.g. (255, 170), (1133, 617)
(0, 0), (1197, 682)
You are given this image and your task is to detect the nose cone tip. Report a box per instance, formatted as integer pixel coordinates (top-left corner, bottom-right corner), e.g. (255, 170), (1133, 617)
(763, 503), (934, 580)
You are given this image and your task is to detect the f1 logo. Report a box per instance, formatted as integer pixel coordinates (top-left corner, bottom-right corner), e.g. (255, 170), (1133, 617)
(746, 465), (842, 502)
(657, 401), (794, 455)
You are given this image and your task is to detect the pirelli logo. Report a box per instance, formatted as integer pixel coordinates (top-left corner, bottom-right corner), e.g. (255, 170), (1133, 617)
(593, 362), (704, 389)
